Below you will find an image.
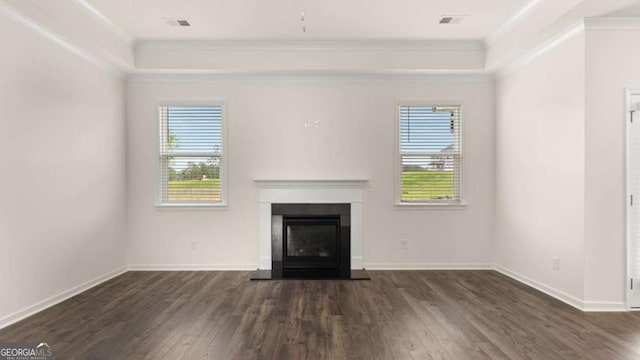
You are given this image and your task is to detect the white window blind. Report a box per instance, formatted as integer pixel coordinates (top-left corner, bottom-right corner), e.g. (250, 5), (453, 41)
(399, 105), (462, 203)
(158, 105), (224, 205)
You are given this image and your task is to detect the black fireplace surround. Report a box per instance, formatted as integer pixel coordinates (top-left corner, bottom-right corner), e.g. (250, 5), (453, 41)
(271, 203), (350, 279)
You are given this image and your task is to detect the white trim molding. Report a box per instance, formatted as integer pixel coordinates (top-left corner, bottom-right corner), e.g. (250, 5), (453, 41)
(495, 21), (585, 78)
(0, 1), (125, 78)
(255, 179), (369, 190)
(73, 0), (136, 45)
(582, 301), (627, 312)
(365, 263), (493, 270)
(495, 265), (585, 311)
(136, 39), (485, 51)
(625, 88), (640, 311)
(128, 264), (258, 271)
(485, 0), (543, 45)
(495, 265), (627, 312)
(585, 17), (640, 31)
(127, 72), (493, 83)
(0, 267), (128, 330)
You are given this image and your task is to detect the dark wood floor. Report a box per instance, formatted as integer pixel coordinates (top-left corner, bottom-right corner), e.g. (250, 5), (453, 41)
(1, 271), (640, 359)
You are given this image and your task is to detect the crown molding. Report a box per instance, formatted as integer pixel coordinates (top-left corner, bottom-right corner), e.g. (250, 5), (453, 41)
(485, 0), (542, 46)
(495, 21), (584, 78)
(585, 17), (640, 30)
(0, 1), (125, 78)
(126, 71), (493, 83)
(12, 0), (635, 80)
(136, 39), (486, 51)
(73, 0), (136, 45)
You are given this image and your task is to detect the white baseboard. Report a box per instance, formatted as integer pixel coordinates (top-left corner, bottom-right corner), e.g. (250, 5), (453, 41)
(582, 301), (627, 312)
(494, 265), (584, 311)
(364, 263), (494, 270)
(494, 265), (626, 312)
(130, 262), (493, 271)
(128, 264), (258, 271)
(0, 266), (128, 330)
(0, 263), (628, 329)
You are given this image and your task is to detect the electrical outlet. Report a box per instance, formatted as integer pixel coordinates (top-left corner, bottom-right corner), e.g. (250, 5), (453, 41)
(191, 240), (198, 251)
(400, 240), (409, 250)
(552, 257), (560, 271)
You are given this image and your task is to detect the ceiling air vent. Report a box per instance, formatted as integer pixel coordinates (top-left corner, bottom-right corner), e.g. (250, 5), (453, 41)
(165, 19), (191, 27)
(439, 16), (466, 24)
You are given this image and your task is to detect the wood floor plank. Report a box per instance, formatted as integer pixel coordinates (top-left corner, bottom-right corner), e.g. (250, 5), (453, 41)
(2, 270), (640, 359)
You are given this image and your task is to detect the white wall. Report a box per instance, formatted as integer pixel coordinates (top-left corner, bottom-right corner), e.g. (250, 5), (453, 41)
(0, 15), (127, 325)
(126, 77), (495, 269)
(495, 32), (586, 303)
(584, 28), (640, 306)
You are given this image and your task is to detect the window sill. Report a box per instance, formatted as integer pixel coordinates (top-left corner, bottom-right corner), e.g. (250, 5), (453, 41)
(395, 202), (468, 210)
(155, 203), (228, 211)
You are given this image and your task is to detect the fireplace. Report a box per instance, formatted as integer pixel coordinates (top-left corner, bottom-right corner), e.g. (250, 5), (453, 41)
(251, 179), (369, 280)
(272, 204), (351, 279)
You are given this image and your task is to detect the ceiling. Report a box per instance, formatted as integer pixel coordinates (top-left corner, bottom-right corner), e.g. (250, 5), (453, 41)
(85, 0), (534, 41)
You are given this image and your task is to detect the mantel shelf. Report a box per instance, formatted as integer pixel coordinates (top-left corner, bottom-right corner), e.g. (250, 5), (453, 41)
(254, 179), (369, 189)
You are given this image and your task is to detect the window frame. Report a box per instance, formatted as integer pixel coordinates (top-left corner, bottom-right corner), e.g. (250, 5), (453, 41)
(395, 101), (466, 208)
(155, 100), (227, 209)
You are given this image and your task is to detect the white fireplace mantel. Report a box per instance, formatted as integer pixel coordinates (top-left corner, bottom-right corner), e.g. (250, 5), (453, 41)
(255, 179), (368, 270)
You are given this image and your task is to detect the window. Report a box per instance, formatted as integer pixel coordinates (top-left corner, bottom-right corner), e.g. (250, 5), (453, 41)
(398, 104), (462, 204)
(158, 105), (225, 206)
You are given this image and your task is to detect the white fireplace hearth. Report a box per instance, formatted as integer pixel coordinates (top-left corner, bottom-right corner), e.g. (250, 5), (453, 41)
(254, 179), (368, 270)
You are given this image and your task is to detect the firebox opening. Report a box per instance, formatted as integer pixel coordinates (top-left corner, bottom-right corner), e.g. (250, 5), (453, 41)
(283, 216), (340, 278)
(270, 203), (351, 279)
